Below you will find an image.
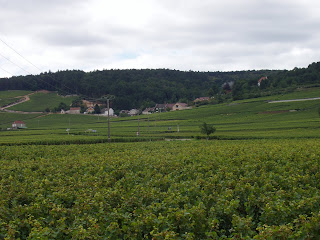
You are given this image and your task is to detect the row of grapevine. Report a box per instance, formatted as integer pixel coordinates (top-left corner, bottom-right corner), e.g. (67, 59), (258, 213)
(1, 140), (320, 239)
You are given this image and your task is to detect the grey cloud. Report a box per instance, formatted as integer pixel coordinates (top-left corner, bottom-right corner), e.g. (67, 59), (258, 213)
(1, 0), (84, 12)
(39, 30), (108, 47)
(1, 0), (320, 76)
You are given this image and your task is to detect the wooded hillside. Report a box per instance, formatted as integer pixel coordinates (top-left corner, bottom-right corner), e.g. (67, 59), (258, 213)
(1, 62), (320, 110)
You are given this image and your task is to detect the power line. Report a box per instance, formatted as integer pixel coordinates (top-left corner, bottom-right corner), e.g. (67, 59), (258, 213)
(0, 37), (86, 97)
(0, 66), (13, 76)
(0, 52), (33, 75)
(0, 38), (42, 72)
(0, 53), (80, 96)
(0, 52), (75, 95)
(0, 64), (39, 91)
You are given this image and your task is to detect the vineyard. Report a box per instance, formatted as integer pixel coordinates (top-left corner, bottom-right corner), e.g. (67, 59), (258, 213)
(1, 94), (320, 145)
(1, 140), (320, 239)
(6, 92), (77, 112)
(1, 88), (320, 239)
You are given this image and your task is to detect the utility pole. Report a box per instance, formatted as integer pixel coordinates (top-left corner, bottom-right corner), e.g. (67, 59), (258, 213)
(158, 108), (161, 132)
(137, 110), (140, 136)
(107, 99), (111, 141)
(99, 95), (115, 143)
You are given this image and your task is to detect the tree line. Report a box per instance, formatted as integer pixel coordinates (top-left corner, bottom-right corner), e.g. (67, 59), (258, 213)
(231, 62), (320, 100)
(1, 62), (319, 110)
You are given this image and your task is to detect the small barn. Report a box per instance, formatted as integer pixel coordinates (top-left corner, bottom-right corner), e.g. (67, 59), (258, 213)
(12, 121), (27, 129)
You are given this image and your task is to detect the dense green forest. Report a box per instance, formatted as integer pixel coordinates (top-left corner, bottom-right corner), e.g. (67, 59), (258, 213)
(232, 62), (320, 100)
(1, 62), (320, 110)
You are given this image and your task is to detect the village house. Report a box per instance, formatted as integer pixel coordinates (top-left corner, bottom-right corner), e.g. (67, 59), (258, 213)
(166, 104), (175, 111)
(155, 103), (175, 112)
(193, 97), (211, 103)
(86, 106), (94, 114)
(12, 120), (27, 129)
(129, 109), (139, 116)
(143, 104), (175, 114)
(142, 107), (155, 115)
(69, 107), (81, 114)
(101, 108), (115, 116)
(82, 100), (104, 108)
(172, 103), (191, 111)
(61, 107), (81, 114)
(82, 100), (95, 108)
(155, 104), (166, 112)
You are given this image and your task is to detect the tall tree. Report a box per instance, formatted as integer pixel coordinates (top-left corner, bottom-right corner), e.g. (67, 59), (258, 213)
(200, 122), (216, 140)
(94, 104), (101, 114)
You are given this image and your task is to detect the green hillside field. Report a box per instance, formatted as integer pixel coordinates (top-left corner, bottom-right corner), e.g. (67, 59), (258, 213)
(0, 112), (43, 129)
(7, 91), (78, 112)
(0, 87), (320, 145)
(0, 90), (33, 107)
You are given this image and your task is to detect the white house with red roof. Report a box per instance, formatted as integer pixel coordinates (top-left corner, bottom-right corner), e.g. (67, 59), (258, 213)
(12, 121), (27, 129)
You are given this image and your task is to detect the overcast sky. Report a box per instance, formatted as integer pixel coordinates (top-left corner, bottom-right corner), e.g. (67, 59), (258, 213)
(0, 0), (320, 77)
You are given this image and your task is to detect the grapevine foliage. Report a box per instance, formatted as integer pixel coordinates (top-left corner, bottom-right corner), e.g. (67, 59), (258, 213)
(1, 140), (320, 239)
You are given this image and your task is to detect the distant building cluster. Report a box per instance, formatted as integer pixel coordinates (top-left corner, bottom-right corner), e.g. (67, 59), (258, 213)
(140, 102), (191, 115)
(58, 97), (213, 117)
(60, 100), (116, 117)
(140, 102), (195, 115)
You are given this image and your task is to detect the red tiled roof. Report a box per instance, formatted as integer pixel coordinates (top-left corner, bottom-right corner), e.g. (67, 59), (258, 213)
(176, 103), (188, 107)
(13, 120), (25, 124)
(165, 104), (175, 109)
(144, 107), (155, 112)
(194, 97), (210, 102)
